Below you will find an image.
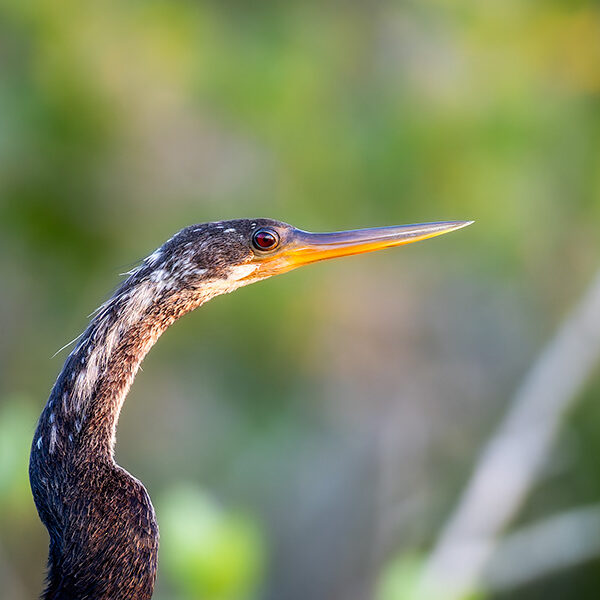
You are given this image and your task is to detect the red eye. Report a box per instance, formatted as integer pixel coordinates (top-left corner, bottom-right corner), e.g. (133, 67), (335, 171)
(252, 228), (280, 251)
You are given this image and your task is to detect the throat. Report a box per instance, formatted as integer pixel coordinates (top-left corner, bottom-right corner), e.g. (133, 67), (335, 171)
(38, 279), (188, 459)
(33, 268), (239, 460)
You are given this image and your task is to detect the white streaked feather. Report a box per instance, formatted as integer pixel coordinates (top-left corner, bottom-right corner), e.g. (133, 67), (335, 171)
(49, 426), (57, 454)
(52, 333), (83, 358)
(146, 248), (163, 265)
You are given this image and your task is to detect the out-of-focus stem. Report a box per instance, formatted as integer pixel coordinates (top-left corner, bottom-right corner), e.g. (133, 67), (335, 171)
(413, 268), (600, 599)
(484, 504), (600, 592)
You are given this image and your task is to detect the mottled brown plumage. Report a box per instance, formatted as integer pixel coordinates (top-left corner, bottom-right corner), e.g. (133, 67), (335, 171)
(29, 217), (470, 599)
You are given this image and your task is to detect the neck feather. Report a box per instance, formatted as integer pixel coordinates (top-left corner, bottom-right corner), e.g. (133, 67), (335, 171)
(42, 277), (202, 458)
(35, 258), (259, 461)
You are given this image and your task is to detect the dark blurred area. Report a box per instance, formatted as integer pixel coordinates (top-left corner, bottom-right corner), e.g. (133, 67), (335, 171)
(1, 1), (600, 599)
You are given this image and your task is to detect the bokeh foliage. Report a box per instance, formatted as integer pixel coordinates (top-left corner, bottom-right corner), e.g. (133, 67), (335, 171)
(1, 1), (600, 598)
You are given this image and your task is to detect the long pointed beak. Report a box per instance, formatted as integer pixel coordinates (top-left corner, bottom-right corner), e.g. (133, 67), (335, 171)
(256, 220), (473, 277)
(286, 220), (472, 268)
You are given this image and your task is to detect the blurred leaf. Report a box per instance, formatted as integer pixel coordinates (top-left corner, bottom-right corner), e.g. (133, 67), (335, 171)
(376, 553), (423, 600)
(0, 398), (36, 517)
(376, 553), (486, 600)
(158, 484), (265, 600)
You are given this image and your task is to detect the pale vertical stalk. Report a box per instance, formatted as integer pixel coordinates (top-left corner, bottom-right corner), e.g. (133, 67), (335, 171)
(414, 269), (600, 600)
(484, 505), (600, 591)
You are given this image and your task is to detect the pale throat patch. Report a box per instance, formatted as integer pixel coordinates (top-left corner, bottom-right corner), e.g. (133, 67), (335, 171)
(228, 263), (259, 281)
(201, 263), (261, 299)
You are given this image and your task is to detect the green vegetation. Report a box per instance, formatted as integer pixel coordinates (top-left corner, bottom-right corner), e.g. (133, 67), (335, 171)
(1, 1), (599, 598)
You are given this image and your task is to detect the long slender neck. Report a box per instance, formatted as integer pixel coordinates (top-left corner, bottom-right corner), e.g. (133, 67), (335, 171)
(35, 249), (259, 465)
(30, 225), (266, 600)
(30, 262), (241, 600)
(42, 275), (204, 461)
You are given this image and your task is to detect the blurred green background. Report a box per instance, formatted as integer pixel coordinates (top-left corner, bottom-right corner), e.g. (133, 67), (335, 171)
(1, 1), (600, 599)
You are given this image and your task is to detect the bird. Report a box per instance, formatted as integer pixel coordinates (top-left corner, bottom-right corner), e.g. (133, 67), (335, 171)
(29, 217), (471, 599)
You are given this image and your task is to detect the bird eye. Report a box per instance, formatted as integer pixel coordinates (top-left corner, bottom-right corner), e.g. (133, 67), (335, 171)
(252, 228), (280, 251)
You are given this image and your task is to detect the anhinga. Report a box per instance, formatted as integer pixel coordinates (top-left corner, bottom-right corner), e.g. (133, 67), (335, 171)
(29, 218), (471, 599)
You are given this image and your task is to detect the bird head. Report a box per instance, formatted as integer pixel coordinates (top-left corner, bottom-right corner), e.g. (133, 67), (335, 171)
(139, 218), (472, 303)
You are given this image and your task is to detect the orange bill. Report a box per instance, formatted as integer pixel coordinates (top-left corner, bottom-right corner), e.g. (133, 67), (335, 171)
(255, 220), (473, 277)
